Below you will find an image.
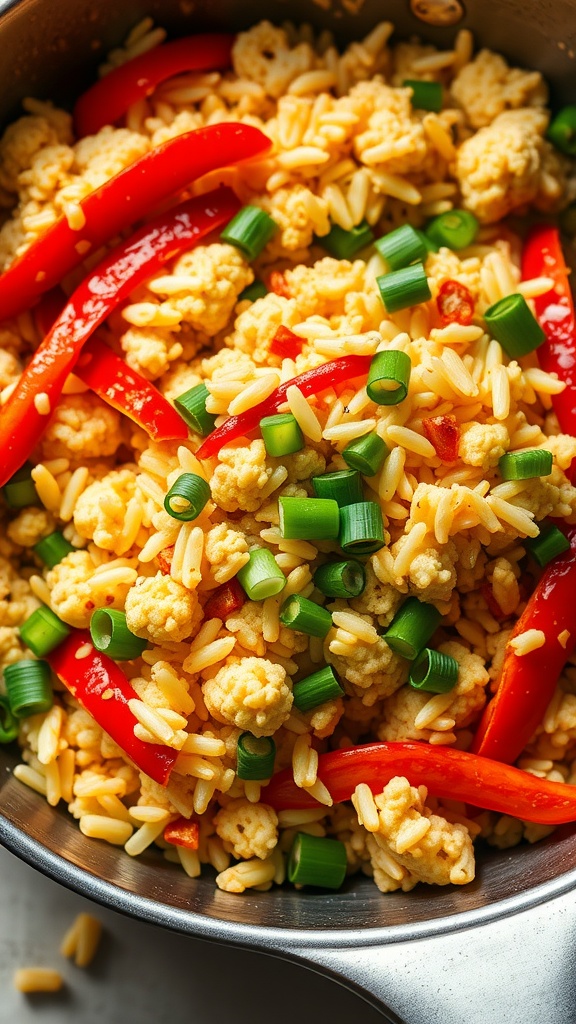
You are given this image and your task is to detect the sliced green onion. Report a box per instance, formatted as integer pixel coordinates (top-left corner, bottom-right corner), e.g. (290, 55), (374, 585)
(260, 413), (304, 457)
(525, 523), (571, 567)
(313, 559), (366, 599)
(311, 469), (363, 507)
(403, 78), (443, 113)
(20, 606), (71, 657)
(238, 280), (268, 302)
(90, 609), (148, 661)
(164, 472), (211, 522)
(174, 382), (217, 437)
(236, 732), (276, 780)
(221, 205), (278, 261)
(375, 223), (428, 271)
(547, 106), (576, 156)
(425, 209), (479, 250)
(1, 462), (39, 509)
(498, 449), (553, 481)
(4, 660), (53, 718)
(339, 501), (385, 555)
(293, 665), (344, 712)
(342, 432), (389, 477)
(377, 263), (431, 314)
(484, 294), (546, 358)
(237, 548), (286, 601)
(415, 228), (438, 254)
(278, 496), (340, 541)
(0, 695), (18, 744)
(319, 219), (374, 259)
(287, 832), (347, 890)
(384, 597), (442, 660)
(366, 350), (411, 406)
(33, 531), (74, 569)
(409, 647), (459, 693)
(279, 594), (332, 638)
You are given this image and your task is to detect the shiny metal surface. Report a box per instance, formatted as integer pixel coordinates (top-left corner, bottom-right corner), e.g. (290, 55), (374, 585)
(1, 1), (576, 1020)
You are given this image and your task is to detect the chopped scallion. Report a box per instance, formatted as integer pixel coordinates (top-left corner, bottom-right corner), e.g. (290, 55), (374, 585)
(547, 106), (576, 157)
(287, 832), (347, 889)
(20, 606), (71, 657)
(415, 228), (438, 254)
(375, 223), (428, 271)
(313, 559), (366, 599)
(1, 462), (39, 509)
(238, 280), (268, 302)
(366, 350), (411, 406)
(377, 263), (431, 313)
(498, 449), (553, 481)
(164, 472), (211, 522)
(319, 219), (374, 259)
(90, 609), (148, 661)
(384, 597), (442, 660)
(174, 382), (216, 437)
(339, 501), (385, 555)
(33, 532), (74, 569)
(342, 432), (389, 477)
(525, 523), (571, 567)
(403, 78), (443, 112)
(0, 695), (18, 744)
(278, 496), (340, 541)
(237, 548), (286, 601)
(221, 205), (278, 261)
(484, 294), (546, 358)
(279, 594), (332, 638)
(425, 209), (479, 250)
(236, 732), (276, 780)
(409, 647), (459, 693)
(293, 665), (344, 712)
(4, 660), (53, 718)
(311, 469), (363, 507)
(260, 413), (304, 457)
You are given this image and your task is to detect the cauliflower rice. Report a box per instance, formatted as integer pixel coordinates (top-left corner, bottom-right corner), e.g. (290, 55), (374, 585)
(1, 17), (576, 895)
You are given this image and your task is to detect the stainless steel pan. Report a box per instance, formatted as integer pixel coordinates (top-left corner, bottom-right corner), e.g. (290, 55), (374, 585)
(1, 2), (576, 1020)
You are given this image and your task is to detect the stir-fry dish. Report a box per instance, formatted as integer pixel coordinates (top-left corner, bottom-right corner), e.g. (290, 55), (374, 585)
(1, 18), (576, 895)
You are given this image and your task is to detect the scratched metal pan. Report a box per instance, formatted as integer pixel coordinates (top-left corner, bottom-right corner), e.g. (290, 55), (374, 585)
(1, 1), (576, 1020)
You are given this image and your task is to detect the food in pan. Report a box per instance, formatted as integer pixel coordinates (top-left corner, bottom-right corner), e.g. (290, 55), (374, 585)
(1, 17), (576, 895)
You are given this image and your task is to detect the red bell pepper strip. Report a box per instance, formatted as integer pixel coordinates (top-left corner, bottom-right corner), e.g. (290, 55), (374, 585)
(422, 414), (460, 462)
(0, 186), (239, 487)
(436, 279), (475, 326)
(265, 740), (576, 824)
(74, 34), (234, 138)
(472, 523), (576, 764)
(196, 354), (373, 460)
(521, 224), (576, 434)
(34, 290), (189, 442)
(163, 817), (200, 849)
(47, 631), (177, 785)
(0, 122), (270, 322)
(269, 325), (305, 361)
(203, 578), (246, 620)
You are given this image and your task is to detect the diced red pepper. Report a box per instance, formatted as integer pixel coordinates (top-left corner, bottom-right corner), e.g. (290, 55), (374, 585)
(473, 523), (576, 764)
(196, 354), (373, 460)
(422, 414), (460, 462)
(269, 325), (304, 361)
(436, 279), (475, 326)
(156, 546), (175, 575)
(265, 739), (576, 824)
(74, 34), (234, 138)
(203, 578), (246, 620)
(0, 122), (270, 322)
(163, 817), (200, 849)
(268, 271), (291, 298)
(47, 631), (177, 785)
(0, 186), (239, 487)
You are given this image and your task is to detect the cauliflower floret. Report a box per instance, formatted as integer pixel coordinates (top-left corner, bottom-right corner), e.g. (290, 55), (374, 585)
(47, 551), (130, 628)
(327, 636), (407, 706)
(352, 84), (428, 176)
(203, 656), (292, 736)
(458, 422), (509, 470)
(120, 325), (182, 380)
(72, 126), (150, 190)
(451, 50), (547, 129)
(214, 799), (278, 860)
(226, 600), (308, 657)
(261, 184), (330, 252)
(125, 573), (203, 644)
(284, 257), (367, 320)
(369, 776), (475, 887)
(232, 21), (313, 98)
(210, 440), (274, 513)
(511, 465), (576, 522)
(378, 686), (437, 743)
(381, 530), (456, 604)
(227, 293), (299, 364)
(436, 640), (490, 726)
(6, 507), (55, 548)
(150, 244), (253, 336)
(73, 470), (136, 551)
(40, 394), (122, 461)
(204, 522), (249, 584)
(352, 562), (404, 626)
(0, 347), (22, 388)
(282, 446), (326, 484)
(543, 434), (576, 472)
(456, 108), (566, 223)
(0, 112), (72, 195)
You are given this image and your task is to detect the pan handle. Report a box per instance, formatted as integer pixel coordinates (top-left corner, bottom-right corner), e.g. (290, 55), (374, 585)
(291, 886), (576, 1023)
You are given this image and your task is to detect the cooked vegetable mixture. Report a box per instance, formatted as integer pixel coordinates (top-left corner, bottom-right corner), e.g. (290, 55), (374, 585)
(1, 17), (576, 895)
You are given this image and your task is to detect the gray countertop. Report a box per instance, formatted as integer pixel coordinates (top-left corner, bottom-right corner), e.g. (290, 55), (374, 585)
(0, 846), (384, 1023)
